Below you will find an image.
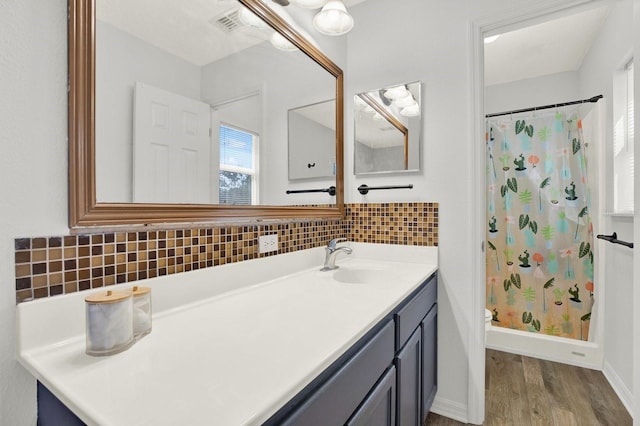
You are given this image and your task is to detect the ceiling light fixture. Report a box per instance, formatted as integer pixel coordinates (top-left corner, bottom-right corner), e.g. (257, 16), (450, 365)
(313, 0), (354, 36)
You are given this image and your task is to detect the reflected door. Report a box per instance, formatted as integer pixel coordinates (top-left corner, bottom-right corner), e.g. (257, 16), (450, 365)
(133, 82), (212, 203)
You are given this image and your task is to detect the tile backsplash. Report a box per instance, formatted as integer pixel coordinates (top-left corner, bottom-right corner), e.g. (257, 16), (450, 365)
(14, 202), (438, 303)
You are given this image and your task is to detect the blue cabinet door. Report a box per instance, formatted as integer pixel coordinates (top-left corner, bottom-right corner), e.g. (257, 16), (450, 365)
(396, 327), (422, 426)
(346, 366), (396, 426)
(37, 382), (86, 426)
(421, 305), (437, 422)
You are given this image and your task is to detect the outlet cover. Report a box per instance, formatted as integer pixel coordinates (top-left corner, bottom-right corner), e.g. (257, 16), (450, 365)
(258, 234), (278, 254)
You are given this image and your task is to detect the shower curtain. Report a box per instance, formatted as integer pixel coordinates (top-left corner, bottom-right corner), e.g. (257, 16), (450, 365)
(486, 109), (594, 341)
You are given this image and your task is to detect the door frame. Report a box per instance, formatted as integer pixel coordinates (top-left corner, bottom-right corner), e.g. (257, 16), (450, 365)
(469, 1), (608, 423)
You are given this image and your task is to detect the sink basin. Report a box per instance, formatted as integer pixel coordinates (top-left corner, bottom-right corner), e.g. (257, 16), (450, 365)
(332, 267), (396, 284)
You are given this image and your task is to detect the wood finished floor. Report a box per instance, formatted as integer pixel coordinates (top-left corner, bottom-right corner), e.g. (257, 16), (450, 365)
(425, 349), (632, 426)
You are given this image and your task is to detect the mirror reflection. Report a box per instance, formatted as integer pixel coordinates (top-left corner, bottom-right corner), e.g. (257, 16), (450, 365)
(95, 0), (336, 206)
(288, 100), (336, 180)
(354, 81), (422, 175)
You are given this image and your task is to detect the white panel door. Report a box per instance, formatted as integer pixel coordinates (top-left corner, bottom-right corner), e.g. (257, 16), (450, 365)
(133, 82), (211, 203)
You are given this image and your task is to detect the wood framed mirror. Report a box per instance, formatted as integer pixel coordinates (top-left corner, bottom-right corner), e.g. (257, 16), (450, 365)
(68, 0), (344, 228)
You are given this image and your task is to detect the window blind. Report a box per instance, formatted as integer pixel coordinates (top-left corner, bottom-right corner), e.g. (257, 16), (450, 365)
(219, 125), (256, 206)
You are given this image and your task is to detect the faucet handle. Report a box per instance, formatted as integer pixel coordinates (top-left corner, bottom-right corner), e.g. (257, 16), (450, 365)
(327, 237), (347, 250)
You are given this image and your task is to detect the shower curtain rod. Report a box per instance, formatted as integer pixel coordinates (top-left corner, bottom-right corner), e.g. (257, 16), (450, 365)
(485, 94), (603, 118)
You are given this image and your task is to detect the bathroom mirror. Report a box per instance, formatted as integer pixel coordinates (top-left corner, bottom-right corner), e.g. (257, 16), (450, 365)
(69, 0), (344, 227)
(288, 100), (336, 180)
(354, 81), (421, 175)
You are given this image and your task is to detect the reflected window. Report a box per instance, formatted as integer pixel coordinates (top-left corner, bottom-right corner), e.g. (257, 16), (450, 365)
(219, 125), (258, 205)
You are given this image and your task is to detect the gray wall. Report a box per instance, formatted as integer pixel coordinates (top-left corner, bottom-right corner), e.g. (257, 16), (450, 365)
(96, 20), (202, 202)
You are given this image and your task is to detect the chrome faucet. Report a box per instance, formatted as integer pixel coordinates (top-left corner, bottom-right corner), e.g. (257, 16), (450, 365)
(321, 238), (352, 271)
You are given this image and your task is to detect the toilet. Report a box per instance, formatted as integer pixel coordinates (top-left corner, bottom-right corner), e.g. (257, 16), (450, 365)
(485, 309), (493, 338)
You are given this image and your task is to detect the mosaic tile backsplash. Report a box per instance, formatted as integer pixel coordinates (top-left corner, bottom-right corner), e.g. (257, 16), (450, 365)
(14, 202), (438, 303)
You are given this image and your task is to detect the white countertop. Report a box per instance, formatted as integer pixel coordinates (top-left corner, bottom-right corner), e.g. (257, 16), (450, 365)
(17, 243), (437, 425)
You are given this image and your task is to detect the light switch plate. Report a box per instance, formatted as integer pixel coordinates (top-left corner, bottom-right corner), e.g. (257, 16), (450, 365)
(258, 234), (278, 254)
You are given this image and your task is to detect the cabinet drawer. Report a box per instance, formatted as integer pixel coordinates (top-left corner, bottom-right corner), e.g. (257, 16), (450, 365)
(281, 320), (395, 426)
(395, 274), (436, 351)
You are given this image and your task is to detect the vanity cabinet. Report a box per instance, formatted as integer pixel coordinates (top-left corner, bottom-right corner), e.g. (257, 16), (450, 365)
(268, 273), (437, 426)
(277, 321), (396, 426)
(36, 272), (437, 426)
(394, 273), (438, 426)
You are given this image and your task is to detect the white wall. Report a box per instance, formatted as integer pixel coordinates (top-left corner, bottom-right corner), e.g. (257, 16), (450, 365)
(0, 1), (69, 424)
(633, 0), (640, 422)
(485, 70), (580, 114)
(578, 0), (635, 408)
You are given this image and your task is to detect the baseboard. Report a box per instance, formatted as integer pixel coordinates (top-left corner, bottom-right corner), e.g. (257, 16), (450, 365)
(486, 327), (603, 369)
(602, 361), (633, 418)
(429, 395), (469, 424)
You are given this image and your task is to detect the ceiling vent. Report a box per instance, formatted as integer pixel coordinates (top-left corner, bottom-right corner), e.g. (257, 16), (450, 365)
(210, 8), (242, 33)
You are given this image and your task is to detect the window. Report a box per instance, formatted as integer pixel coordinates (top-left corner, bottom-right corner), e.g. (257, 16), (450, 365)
(219, 124), (258, 205)
(613, 60), (634, 213)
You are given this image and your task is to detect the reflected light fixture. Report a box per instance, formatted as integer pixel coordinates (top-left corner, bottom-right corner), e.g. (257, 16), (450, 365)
(383, 85), (409, 100)
(400, 103), (420, 117)
(394, 95), (416, 109)
(354, 96), (368, 110)
(363, 104), (376, 114)
(313, 0), (354, 36)
(291, 0), (328, 8)
(372, 113), (387, 122)
(238, 6), (270, 29)
(270, 32), (299, 51)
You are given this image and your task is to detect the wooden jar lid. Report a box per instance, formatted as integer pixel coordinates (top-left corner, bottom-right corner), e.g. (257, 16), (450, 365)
(85, 290), (131, 304)
(132, 286), (151, 296)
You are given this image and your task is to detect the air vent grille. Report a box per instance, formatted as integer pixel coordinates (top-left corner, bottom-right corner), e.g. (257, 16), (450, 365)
(211, 9), (242, 33)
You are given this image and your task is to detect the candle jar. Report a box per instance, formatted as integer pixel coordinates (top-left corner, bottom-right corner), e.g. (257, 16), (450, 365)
(85, 290), (134, 356)
(132, 286), (152, 338)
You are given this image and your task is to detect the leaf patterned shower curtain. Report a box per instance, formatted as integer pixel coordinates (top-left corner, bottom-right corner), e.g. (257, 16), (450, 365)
(486, 109), (594, 341)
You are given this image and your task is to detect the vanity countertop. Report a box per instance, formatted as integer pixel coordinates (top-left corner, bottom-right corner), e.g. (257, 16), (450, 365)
(17, 243), (437, 425)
